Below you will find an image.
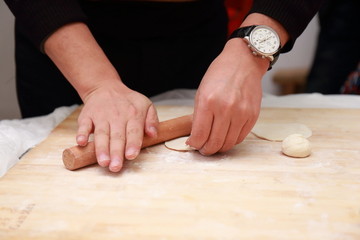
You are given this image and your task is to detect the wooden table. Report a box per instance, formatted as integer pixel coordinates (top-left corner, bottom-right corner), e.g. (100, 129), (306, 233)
(1, 106), (359, 239)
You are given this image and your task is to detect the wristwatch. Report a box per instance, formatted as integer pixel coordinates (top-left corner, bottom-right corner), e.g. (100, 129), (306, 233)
(229, 25), (281, 70)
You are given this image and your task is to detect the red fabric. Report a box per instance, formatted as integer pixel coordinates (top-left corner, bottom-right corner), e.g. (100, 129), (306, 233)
(225, 0), (253, 35)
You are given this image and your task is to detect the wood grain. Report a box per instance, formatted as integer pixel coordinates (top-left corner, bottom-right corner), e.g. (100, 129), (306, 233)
(0, 106), (359, 239)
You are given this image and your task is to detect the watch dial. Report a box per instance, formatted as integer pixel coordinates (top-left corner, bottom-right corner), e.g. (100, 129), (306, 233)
(250, 27), (280, 54)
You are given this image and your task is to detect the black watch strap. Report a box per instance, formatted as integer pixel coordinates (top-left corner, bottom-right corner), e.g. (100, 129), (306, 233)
(228, 25), (257, 39)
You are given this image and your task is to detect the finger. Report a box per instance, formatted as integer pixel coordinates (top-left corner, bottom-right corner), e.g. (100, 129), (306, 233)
(124, 118), (145, 160)
(107, 119), (126, 172)
(219, 118), (245, 152)
(236, 106), (259, 144)
(76, 117), (93, 146)
(199, 116), (230, 155)
(94, 122), (111, 168)
(236, 119), (254, 144)
(144, 104), (159, 138)
(186, 108), (213, 150)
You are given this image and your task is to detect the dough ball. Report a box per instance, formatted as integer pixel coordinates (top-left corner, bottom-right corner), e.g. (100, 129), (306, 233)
(252, 123), (312, 141)
(281, 134), (311, 158)
(165, 136), (195, 152)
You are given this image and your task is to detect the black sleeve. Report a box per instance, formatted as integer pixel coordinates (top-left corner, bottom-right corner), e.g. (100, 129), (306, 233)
(249, 0), (326, 52)
(4, 0), (87, 52)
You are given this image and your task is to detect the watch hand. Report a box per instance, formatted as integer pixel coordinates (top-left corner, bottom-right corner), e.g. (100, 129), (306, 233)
(259, 36), (271, 44)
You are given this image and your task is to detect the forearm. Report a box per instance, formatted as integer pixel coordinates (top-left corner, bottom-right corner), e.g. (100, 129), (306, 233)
(44, 22), (123, 101)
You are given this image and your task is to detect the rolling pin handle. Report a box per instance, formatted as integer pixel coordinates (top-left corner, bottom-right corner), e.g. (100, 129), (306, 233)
(62, 142), (97, 170)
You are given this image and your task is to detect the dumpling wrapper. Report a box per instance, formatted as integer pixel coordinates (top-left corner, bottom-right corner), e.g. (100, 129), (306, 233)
(165, 136), (195, 152)
(251, 123), (312, 141)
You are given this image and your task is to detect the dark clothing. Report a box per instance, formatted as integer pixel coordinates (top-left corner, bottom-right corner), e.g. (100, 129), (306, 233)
(306, 0), (360, 94)
(5, 0), (325, 53)
(5, 0), (324, 117)
(14, 1), (228, 117)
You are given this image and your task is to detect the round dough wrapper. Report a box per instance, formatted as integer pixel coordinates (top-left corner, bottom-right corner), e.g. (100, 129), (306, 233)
(282, 134), (311, 158)
(251, 123), (312, 141)
(165, 136), (195, 152)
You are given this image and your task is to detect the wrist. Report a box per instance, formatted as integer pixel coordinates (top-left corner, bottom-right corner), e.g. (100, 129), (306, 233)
(81, 77), (127, 103)
(225, 37), (270, 74)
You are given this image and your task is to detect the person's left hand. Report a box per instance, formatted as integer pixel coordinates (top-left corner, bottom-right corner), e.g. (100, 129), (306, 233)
(186, 38), (268, 155)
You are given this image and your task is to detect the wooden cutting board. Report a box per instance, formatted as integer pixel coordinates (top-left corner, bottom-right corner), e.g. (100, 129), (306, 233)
(1, 106), (359, 239)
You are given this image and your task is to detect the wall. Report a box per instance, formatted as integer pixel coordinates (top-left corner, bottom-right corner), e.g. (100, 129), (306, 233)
(262, 16), (319, 94)
(0, 2), (319, 119)
(0, 2), (19, 119)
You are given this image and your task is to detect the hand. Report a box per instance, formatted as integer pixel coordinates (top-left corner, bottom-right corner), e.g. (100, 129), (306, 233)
(76, 81), (159, 172)
(43, 23), (159, 172)
(186, 38), (268, 155)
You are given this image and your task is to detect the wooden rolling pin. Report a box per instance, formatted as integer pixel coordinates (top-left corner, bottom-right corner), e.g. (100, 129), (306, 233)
(62, 114), (193, 170)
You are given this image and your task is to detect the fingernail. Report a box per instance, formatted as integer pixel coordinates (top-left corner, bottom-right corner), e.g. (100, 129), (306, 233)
(199, 148), (209, 156)
(148, 126), (157, 137)
(109, 158), (122, 172)
(76, 135), (87, 145)
(126, 147), (139, 160)
(199, 151), (207, 156)
(98, 153), (110, 167)
(185, 138), (196, 150)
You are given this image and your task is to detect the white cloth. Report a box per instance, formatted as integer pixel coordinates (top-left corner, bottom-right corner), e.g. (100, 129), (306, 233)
(151, 88), (196, 106)
(262, 93), (360, 109)
(1, 90), (359, 177)
(151, 90), (360, 109)
(0, 105), (77, 177)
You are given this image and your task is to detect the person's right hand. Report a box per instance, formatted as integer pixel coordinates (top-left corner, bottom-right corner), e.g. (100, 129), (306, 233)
(75, 81), (159, 172)
(43, 22), (159, 172)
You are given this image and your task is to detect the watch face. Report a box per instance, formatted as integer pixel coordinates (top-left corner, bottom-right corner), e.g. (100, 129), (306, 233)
(249, 26), (280, 55)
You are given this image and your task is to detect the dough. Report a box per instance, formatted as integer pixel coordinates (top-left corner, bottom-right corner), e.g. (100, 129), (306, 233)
(281, 134), (311, 158)
(165, 136), (195, 152)
(252, 123), (312, 141)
